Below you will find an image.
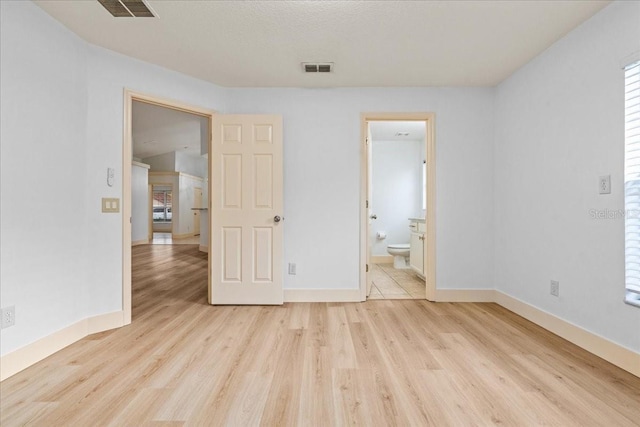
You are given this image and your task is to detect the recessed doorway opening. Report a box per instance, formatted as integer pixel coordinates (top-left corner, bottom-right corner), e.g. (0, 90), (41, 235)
(123, 90), (214, 324)
(360, 113), (436, 301)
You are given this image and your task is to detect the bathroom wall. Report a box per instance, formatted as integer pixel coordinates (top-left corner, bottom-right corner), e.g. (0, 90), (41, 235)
(370, 139), (423, 256)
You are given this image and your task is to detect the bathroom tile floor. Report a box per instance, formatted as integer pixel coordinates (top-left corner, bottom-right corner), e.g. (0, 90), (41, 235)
(368, 263), (426, 299)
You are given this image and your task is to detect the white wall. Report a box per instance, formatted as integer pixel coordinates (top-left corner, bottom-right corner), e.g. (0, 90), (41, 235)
(0, 1), (229, 356)
(143, 152), (176, 172)
(226, 87), (495, 291)
(131, 163), (149, 243)
(5, 0), (636, 363)
(143, 151), (206, 178)
(494, 1), (640, 352)
(175, 151), (207, 179)
(370, 140), (423, 256)
(84, 35), (228, 318)
(178, 174), (205, 236)
(0, 2), (89, 355)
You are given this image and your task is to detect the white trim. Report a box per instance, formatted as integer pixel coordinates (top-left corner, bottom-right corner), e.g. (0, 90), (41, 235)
(132, 160), (150, 169)
(149, 171), (179, 176)
(284, 289), (362, 303)
(0, 311), (124, 381)
(3, 290), (637, 380)
(179, 172), (204, 181)
(172, 232), (194, 240)
(359, 113), (436, 302)
(435, 289), (496, 302)
(149, 171), (204, 181)
(124, 89), (215, 320)
(132, 239), (149, 246)
(199, 245), (209, 253)
(371, 255), (393, 264)
(495, 291), (640, 378)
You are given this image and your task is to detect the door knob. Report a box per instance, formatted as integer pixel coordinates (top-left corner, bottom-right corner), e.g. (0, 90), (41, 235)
(370, 214), (377, 220)
(274, 215), (281, 223)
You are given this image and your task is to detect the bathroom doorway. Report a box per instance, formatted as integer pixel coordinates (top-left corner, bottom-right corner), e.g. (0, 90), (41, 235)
(359, 113), (436, 301)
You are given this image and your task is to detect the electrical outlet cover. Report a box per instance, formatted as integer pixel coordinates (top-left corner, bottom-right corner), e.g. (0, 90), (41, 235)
(550, 280), (560, 297)
(1, 306), (15, 329)
(599, 175), (611, 194)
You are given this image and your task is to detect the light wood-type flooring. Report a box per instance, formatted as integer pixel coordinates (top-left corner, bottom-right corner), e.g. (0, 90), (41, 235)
(1, 244), (639, 426)
(151, 232), (200, 245)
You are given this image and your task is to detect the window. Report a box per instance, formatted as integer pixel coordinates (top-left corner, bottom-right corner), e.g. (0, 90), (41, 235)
(624, 60), (640, 307)
(153, 190), (172, 223)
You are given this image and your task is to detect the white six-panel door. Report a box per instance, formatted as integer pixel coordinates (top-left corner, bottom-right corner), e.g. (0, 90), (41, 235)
(210, 115), (284, 305)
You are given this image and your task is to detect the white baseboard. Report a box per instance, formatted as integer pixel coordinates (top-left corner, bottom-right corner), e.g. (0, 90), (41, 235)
(284, 288), (363, 303)
(132, 239), (149, 246)
(0, 310), (124, 381)
(199, 245), (209, 253)
(435, 289), (496, 302)
(172, 232), (193, 240)
(3, 291), (637, 381)
(495, 291), (640, 378)
(371, 255), (393, 264)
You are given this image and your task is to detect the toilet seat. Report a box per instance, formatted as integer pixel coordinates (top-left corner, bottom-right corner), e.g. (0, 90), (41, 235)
(388, 243), (410, 250)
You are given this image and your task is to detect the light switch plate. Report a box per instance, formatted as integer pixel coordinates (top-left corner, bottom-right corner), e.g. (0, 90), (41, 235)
(102, 198), (120, 213)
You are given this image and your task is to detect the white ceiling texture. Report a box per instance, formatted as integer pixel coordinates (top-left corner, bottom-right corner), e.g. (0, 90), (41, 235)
(35, 0), (609, 88)
(37, 0), (610, 158)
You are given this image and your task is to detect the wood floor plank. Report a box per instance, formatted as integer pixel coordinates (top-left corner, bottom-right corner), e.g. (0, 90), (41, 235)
(1, 244), (639, 426)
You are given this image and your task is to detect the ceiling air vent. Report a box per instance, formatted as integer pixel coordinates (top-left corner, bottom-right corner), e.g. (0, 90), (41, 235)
(302, 62), (334, 73)
(98, 0), (156, 17)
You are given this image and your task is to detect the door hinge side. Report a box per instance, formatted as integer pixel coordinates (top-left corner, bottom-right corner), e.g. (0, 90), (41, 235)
(366, 200), (369, 209)
(366, 264), (369, 273)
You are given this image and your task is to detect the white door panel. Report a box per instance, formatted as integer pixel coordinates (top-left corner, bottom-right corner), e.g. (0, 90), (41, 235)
(211, 115), (283, 305)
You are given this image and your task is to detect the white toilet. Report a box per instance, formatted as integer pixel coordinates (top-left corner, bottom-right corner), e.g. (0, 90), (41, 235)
(387, 243), (410, 269)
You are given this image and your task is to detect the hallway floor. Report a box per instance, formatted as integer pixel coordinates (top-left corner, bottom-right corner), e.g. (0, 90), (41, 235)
(151, 232), (200, 245)
(369, 263), (426, 299)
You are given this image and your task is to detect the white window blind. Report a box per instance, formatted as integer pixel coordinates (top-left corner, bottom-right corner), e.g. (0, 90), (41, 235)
(624, 60), (640, 307)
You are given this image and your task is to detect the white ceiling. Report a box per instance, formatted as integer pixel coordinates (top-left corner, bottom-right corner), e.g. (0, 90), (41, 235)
(370, 121), (426, 142)
(34, 0), (610, 88)
(132, 101), (207, 159)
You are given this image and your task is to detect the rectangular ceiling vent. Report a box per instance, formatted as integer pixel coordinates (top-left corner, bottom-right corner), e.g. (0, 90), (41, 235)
(302, 62), (334, 73)
(98, 0), (156, 18)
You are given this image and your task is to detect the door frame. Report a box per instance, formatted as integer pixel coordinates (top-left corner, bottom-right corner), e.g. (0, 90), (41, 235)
(123, 89), (215, 324)
(359, 113), (436, 301)
(193, 186), (202, 236)
(149, 181), (175, 234)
